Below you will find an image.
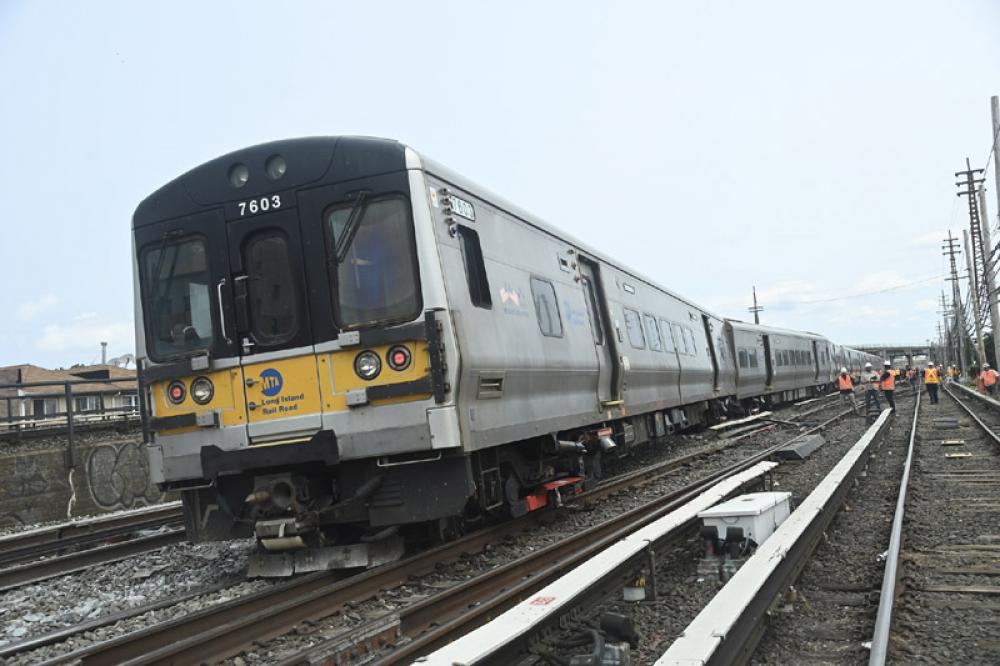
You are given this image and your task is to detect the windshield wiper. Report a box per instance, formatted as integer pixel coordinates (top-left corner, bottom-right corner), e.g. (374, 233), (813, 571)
(334, 191), (370, 263)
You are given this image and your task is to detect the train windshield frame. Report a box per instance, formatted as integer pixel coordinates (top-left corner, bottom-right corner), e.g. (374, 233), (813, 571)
(141, 234), (216, 361)
(323, 194), (422, 330)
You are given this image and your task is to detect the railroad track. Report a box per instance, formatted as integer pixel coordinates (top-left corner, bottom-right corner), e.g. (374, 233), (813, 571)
(25, 408), (854, 666)
(0, 502), (184, 593)
(868, 382), (1000, 664)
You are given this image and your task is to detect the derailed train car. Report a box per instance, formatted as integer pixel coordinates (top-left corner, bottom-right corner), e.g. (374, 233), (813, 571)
(132, 137), (881, 575)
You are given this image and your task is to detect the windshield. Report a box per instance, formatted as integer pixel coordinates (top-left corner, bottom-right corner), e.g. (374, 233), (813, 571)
(325, 196), (421, 329)
(142, 236), (214, 360)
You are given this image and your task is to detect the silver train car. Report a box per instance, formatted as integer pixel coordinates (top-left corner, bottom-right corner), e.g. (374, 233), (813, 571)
(132, 137), (881, 575)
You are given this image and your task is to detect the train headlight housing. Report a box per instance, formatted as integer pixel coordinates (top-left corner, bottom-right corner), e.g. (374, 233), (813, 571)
(191, 377), (214, 404)
(265, 155), (287, 180)
(354, 351), (382, 381)
(228, 163), (249, 188)
(167, 381), (186, 404)
(387, 345), (412, 372)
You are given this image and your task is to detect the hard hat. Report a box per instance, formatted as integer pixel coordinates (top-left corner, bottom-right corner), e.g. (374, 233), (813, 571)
(985, 363), (991, 368)
(883, 360), (891, 366)
(864, 362), (872, 368)
(840, 367), (848, 373)
(928, 361), (935, 366)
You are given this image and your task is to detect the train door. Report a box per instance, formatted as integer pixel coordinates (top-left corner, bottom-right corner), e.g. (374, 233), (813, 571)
(762, 334), (774, 387)
(226, 209), (324, 443)
(811, 341), (821, 381)
(579, 258), (622, 409)
(702, 315), (720, 391)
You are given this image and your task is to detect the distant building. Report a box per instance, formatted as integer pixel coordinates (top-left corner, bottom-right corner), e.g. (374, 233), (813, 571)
(0, 364), (138, 425)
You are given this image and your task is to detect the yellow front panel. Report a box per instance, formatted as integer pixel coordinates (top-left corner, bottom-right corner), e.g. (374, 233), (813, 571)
(322, 341), (432, 412)
(153, 367), (246, 435)
(243, 354), (323, 422)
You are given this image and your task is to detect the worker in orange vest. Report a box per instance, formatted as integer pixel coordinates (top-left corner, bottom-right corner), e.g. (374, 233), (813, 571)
(880, 360), (896, 413)
(837, 367), (859, 415)
(863, 362), (881, 414)
(981, 363), (998, 396)
(924, 362), (940, 404)
(905, 366), (918, 394)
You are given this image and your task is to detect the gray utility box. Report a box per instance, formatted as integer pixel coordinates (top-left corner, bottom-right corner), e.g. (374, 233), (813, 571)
(698, 492), (792, 546)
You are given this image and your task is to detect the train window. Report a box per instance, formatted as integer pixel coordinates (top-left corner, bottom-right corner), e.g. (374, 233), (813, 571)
(325, 196), (422, 329)
(750, 350), (759, 368)
(456, 226), (491, 309)
(738, 349), (748, 369)
(623, 308), (645, 349)
(717, 336), (727, 361)
(530, 277), (563, 338)
(684, 327), (697, 356)
(671, 323), (686, 355)
(659, 319), (676, 353)
(141, 235), (214, 360)
(580, 276), (604, 345)
(776, 351), (784, 367)
(643, 314), (662, 351)
(244, 232), (300, 345)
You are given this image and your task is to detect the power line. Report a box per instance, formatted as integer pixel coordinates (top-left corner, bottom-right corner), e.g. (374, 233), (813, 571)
(771, 273), (942, 306)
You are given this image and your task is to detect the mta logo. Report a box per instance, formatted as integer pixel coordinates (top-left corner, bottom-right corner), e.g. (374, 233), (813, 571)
(260, 368), (283, 397)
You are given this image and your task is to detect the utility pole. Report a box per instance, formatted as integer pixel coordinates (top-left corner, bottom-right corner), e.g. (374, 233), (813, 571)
(956, 159), (988, 319)
(992, 96), (1000, 230)
(964, 229), (987, 368)
(943, 232), (966, 375)
(938, 291), (953, 368)
(748, 285), (763, 325)
(980, 188), (1000, 366)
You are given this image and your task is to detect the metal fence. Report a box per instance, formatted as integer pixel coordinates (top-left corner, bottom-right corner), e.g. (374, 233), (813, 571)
(0, 379), (140, 465)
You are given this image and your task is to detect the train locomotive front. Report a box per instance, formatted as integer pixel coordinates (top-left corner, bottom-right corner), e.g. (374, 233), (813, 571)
(133, 138), (470, 576)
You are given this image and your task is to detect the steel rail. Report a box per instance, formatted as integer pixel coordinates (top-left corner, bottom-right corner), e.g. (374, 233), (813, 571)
(50, 409), (853, 666)
(868, 391), (920, 665)
(0, 503), (182, 568)
(274, 409), (857, 666)
(0, 528), (185, 593)
(869, 384), (998, 665)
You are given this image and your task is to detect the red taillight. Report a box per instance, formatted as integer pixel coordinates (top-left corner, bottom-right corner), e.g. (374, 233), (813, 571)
(387, 345), (412, 371)
(167, 381), (186, 404)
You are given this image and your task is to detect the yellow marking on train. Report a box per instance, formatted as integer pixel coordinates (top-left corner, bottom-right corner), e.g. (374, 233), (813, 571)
(323, 341), (432, 411)
(153, 367), (246, 435)
(242, 355), (322, 423)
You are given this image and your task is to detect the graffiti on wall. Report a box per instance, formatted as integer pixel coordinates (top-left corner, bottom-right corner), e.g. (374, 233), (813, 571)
(85, 441), (165, 510)
(0, 456), (63, 527)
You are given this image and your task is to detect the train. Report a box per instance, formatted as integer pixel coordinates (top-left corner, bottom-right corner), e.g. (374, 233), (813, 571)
(132, 136), (881, 576)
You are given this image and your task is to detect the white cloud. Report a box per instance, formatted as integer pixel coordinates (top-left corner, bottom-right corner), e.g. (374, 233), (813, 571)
(854, 271), (910, 292)
(37, 319), (134, 355)
(16, 293), (58, 321)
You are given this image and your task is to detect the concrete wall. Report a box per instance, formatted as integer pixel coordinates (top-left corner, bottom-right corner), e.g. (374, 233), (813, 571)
(0, 425), (168, 529)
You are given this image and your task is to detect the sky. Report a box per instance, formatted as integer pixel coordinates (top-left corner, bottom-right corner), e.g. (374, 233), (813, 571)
(1, 1), (999, 368)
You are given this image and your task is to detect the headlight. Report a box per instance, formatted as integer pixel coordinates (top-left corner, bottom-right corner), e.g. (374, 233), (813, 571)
(191, 377), (214, 404)
(387, 345), (411, 371)
(265, 154), (287, 180)
(354, 350), (381, 380)
(167, 381), (186, 405)
(228, 163), (249, 188)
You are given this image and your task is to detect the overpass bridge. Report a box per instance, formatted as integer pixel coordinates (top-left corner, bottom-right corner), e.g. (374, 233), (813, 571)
(845, 344), (932, 366)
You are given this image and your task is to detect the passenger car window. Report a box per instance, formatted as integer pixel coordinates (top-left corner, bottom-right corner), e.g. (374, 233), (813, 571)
(623, 308), (645, 349)
(456, 225), (491, 309)
(684, 327), (697, 356)
(643, 314), (662, 351)
(659, 319), (676, 353)
(142, 235), (214, 360)
(671, 323), (686, 355)
(530, 277), (563, 337)
(244, 232), (299, 345)
(750, 350), (759, 368)
(738, 349), (748, 368)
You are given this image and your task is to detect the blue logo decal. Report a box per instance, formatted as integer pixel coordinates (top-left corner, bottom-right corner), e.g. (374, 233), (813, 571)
(260, 368), (283, 397)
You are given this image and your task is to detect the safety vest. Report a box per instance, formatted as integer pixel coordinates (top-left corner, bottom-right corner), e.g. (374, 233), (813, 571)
(924, 368), (940, 384)
(838, 374), (853, 391)
(882, 370), (895, 391)
(983, 369), (997, 386)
